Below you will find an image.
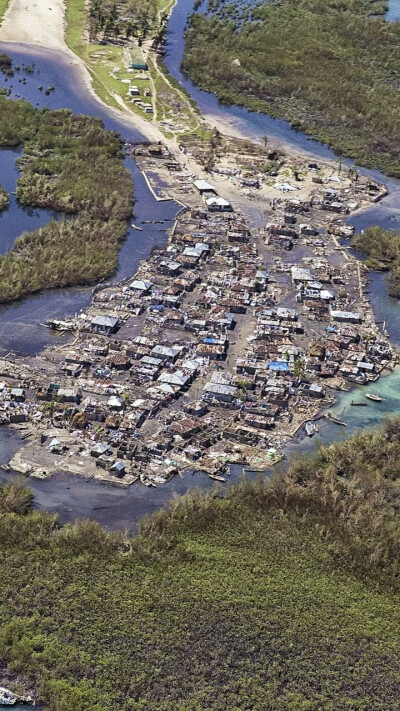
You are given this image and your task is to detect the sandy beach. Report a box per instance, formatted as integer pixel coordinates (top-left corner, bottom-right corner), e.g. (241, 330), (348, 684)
(0, 0), (66, 51)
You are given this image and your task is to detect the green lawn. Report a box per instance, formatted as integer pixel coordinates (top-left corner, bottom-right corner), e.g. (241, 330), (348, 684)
(0, 0), (9, 22)
(64, 0), (200, 133)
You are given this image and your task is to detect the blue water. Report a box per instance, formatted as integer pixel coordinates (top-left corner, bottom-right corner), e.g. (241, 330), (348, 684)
(387, 0), (400, 20)
(165, 0), (338, 157)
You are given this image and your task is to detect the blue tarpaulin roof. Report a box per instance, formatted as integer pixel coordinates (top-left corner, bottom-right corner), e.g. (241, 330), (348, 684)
(269, 361), (290, 371)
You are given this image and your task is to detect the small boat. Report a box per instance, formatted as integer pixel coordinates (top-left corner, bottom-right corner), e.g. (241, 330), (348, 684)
(140, 474), (156, 487)
(131, 223), (143, 231)
(305, 421), (317, 436)
(366, 393), (383, 402)
(351, 401), (368, 406)
(324, 412), (347, 426)
(208, 473), (226, 482)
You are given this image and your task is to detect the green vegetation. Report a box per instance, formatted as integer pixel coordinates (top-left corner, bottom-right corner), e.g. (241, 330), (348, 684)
(0, 184), (9, 211)
(351, 225), (400, 297)
(87, 0), (164, 45)
(0, 0), (9, 23)
(183, 0), (400, 176)
(2, 419), (400, 709)
(0, 96), (133, 303)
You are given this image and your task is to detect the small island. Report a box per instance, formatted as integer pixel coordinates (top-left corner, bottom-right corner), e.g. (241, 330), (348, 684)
(0, 184), (9, 211)
(0, 75), (133, 303)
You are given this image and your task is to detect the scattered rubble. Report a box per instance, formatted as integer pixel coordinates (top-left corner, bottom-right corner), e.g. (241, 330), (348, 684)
(0, 144), (394, 487)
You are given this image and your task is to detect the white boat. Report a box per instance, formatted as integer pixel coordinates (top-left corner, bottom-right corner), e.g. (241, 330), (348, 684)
(366, 393), (383, 402)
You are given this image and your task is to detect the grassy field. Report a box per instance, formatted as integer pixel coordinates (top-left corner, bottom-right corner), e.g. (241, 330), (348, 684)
(64, 0), (200, 135)
(1, 419), (400, 710)
(65, 0), (134, 111)
(183, 0), (400, 176)
(0, 0), (9, 22)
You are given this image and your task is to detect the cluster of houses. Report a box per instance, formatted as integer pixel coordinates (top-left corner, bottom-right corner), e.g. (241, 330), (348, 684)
(3, 180), (395, 485)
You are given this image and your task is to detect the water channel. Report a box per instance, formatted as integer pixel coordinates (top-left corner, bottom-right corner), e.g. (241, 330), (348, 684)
(0, 1), (399, 532)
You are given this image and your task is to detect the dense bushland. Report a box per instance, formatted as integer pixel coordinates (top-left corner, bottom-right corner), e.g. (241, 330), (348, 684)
(183, 0), (400, 175)
(0, 185), (9, 211)
(1, 418), (400, 710)
(351, 225), (400, 296)
(0, 96), (133, 302)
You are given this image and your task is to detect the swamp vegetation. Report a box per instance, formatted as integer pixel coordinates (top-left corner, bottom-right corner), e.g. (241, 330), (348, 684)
(351, 225), (400, 297)
(0, 87), (132, 303)
(0, 184), (9, 211)
(183, 0), (400, 176)
(1, 418), (400, 710)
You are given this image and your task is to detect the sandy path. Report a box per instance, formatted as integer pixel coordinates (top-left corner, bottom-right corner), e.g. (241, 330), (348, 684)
(0, 0), (66, 50)
(0, 0), (170, 144)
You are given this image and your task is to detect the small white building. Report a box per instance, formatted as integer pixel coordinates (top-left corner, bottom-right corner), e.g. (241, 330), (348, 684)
(205, 196), (232, 212)
(330, 310), (362, 324)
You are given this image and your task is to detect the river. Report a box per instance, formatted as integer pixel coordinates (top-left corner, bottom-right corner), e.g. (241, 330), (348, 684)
(0, 1), (399, 531)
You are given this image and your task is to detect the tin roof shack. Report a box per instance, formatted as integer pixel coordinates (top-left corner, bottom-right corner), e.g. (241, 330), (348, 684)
(151, 345), (183, 363)
(169, 416), (202, 440)
(243, 413), (275, 430)
(330, 310), (362, 325)
(203, 382), (237, 404)
(129, 280), (153, 295)
(91, 442), (111, 458)
(291, 267), (314, 286)
(10, 388), (25, 402)
(130, 355), (163, 383)
(109, 461), (127, 478)
(90, 316), (120, 335)
(108, 353), (131, 371)
(158, 260), (181, 277)
(194, 179), (216, 195)
(298, 383), (325, 399)
(158, 370), (191, 390)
